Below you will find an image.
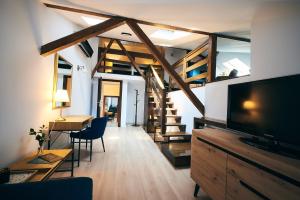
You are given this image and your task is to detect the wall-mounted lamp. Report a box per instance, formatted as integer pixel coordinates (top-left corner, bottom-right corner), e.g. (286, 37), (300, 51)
(77, 65), (87, 72)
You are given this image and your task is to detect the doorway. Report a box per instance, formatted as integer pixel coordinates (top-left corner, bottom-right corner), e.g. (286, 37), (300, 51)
(97, 79), (122, 127)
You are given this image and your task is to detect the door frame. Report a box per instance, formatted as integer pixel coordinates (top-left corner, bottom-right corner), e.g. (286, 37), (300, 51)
(97, 79), (123, 127)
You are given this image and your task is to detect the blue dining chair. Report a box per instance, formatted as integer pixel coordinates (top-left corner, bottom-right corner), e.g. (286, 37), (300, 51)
(70, 117), (108, 163)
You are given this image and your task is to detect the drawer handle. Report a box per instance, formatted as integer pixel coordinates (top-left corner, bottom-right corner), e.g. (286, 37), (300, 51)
(240, 180), (270, 200)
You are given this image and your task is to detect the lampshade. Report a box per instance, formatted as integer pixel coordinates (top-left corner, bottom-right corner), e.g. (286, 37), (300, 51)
(54, 89), (70, 103)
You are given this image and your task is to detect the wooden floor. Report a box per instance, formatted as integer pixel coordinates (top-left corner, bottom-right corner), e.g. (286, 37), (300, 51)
(54, 126), (210, 200)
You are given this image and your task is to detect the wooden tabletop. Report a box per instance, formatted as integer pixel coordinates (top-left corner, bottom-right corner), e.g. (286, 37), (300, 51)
(49, 115), (92, 123)
(49, 115), (93, 131)
(193, 128), (300, 183)
(9, 149), (72, 182)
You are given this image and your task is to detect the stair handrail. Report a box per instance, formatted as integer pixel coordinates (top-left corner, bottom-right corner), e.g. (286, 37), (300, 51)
(149, 65), (167, 136)
(150, 65), (165, 90)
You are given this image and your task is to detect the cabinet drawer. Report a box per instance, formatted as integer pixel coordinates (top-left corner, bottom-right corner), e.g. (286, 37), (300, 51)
(191, 136), (227, 200)
(227, 155), (300, 200)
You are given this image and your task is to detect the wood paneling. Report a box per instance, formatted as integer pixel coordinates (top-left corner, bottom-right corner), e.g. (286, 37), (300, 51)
(41, 18), (125, 56)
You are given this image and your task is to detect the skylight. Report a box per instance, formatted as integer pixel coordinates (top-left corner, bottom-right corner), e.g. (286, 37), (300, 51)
(150, 30), (191, 40)
(156, 43), (173, 47)
(222, 58), (250, 76)
(81, 16), (104, 26)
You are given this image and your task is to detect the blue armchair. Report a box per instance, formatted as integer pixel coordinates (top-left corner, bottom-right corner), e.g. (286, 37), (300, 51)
(70, 117), (108, 163)
(0, 177), (93, 200)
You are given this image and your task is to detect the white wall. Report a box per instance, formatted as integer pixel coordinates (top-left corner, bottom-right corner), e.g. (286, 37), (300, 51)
(168, 87), (205, 133)
(91, 73), (145, 127)
(126, 81), (145, 125)
(169, 3), (300, 131)
(121, 80), (128, 127)
(206, 3), (300, 120)
(164, 47), (187, 82)
(216, 52), (251, 76)
(0, 0), (98, 167)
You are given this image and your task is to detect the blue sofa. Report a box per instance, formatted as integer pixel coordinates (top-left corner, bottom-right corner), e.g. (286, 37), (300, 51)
(0, 177), (93, 200)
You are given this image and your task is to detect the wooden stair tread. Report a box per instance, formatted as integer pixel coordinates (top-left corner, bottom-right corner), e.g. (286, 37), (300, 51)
(156, 108), (177, 111)
(157, 115), (181, 118)
(165, 123), (186, 126)
(161, 142), (191, 156)
(166, 108), (176, 111)
(163, 132), (191, 137)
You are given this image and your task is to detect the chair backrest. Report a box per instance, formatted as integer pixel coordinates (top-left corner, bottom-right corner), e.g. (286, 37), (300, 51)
(91, 117), (108, 138)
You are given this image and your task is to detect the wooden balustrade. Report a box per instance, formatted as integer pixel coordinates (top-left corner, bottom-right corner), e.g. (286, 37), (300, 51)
(168, 40), (211, 90)
(148, 66), (167, 137)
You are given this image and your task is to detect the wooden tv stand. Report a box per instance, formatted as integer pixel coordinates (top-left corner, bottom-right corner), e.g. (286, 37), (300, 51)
(191, 128), (300, 200)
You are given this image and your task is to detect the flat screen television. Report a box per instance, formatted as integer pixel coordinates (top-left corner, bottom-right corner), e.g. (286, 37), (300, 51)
(227, 74), (300, 150)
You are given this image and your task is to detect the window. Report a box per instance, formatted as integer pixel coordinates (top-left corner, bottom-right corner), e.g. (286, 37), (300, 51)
(215, 37), (251, 80)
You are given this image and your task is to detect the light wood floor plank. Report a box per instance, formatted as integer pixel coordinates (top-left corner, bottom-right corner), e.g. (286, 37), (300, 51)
(54, 126), (210, 200)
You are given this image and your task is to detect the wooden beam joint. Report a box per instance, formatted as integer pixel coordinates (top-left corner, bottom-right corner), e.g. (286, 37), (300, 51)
(40, 17), (125, 56)
(126, 19), (205, 115)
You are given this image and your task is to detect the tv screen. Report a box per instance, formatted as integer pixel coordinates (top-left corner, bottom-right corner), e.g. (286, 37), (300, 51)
(227, 74), (300, 146)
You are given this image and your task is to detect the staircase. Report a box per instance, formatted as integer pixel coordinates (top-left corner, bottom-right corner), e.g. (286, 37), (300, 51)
(145, 66), (191, 167)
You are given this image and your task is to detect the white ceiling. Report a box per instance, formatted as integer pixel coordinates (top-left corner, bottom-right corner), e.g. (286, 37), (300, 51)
(40, 0), (292, 50)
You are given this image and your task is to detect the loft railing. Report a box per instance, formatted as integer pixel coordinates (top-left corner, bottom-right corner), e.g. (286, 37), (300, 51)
(169, 40), (209, 90)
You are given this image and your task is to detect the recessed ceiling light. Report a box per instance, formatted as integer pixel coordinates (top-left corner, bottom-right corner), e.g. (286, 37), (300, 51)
(81, 16), (104, 26)
(156, 43), (173, 47)
(150, 30), (191, 40)
(121, 32), (132, 36)
(222, 58), (250, 76)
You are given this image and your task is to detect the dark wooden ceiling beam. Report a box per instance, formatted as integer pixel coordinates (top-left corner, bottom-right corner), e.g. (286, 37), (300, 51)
(115, 39), (146, 79)
(99, 47), (154, 59)
(215, 33), (251, 42)
(44, 3), (115, 19)
(126, 20), (205, 115)
(40, 17), (125, 56)
(44, 3), (210, 35)
(91, 39), (114, 77)
(104, 58), (131, 65)
(104, 58), (161, 69)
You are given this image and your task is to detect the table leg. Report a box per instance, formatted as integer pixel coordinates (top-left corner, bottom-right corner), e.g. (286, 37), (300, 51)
(71, 137), (74, 177)
(48, 131), (51, 150)
(194, 184), (200, 197)
(78, 133), (81, 167)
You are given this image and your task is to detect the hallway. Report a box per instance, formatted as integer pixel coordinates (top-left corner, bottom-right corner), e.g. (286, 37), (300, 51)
(58, 126), (210, 200)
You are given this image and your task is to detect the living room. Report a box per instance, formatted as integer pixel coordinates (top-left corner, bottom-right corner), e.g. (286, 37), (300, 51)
(0, 0), (300, 200)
